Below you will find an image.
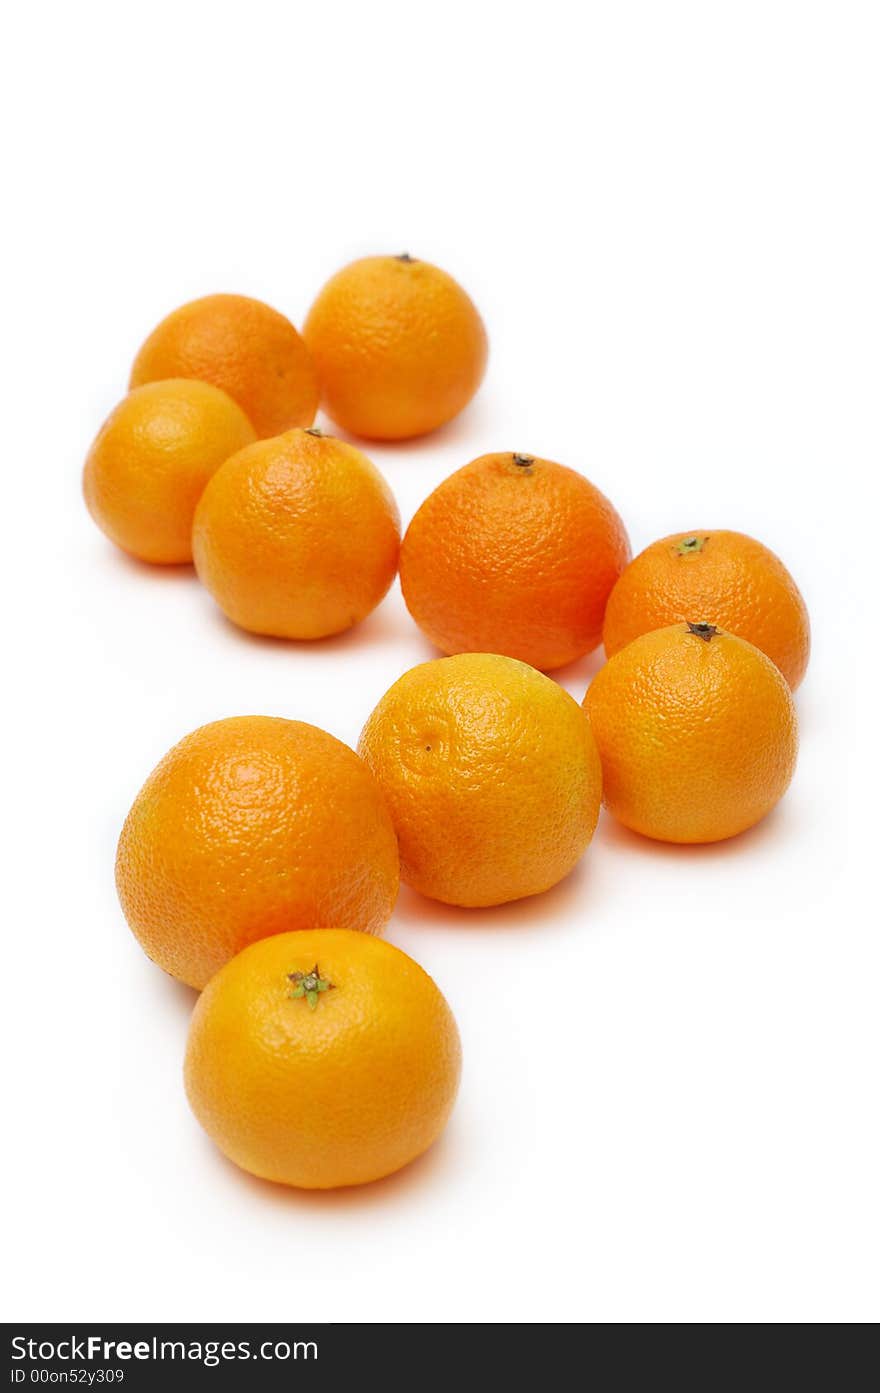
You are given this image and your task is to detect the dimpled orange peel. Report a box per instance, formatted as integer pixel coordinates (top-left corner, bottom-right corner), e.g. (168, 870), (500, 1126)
(400, 452), (630, 671)
(116, 717), (400, 989)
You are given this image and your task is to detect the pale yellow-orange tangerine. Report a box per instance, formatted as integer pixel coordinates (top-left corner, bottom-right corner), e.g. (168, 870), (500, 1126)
(83, 379), (255, 564)
(358, 653), (602, 907)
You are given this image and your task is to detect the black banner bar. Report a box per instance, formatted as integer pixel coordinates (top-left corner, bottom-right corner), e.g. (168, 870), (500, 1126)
(4, 1324), (551, 1388)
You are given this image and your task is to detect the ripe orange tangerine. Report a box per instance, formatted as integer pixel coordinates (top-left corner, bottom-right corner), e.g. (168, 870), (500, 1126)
(130, 293), (319, 438)
(185, 930), (462, 1189)
(116, 716), (399, 989)
(585, 622), (798, 843)
(83, 379), (255, 563)
(400, 452), (630, 670)
(304, 254), (487, 440)
(603, 529), (810, 688)
(192, 427), (400, 640)
(358, 653), (602, 906)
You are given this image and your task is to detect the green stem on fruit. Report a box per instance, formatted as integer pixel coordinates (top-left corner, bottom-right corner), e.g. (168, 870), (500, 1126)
(687, 622), (719, 641)
(676, 535), (709, 555)
(288, 964), (335, 1010)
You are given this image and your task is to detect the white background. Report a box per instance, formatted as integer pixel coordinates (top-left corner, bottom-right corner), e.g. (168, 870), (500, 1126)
(3, 1), (878, 1324)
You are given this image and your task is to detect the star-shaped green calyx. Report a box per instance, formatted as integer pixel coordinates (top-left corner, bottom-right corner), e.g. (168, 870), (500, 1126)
(288, 964), (335, 1010)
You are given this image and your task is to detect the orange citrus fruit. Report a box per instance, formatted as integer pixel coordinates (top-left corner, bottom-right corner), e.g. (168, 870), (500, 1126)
(303, 254), (488, 440)
(185, 929), (461, 1189)
(117, 717), (399, 989)
(400, 452), (630, 671)
(192, 427), (400, 639)
(603, 529), (810, 689)
(358, 653), (602, 907)
(82, 379), (255, 564)
(130, 293), (319, 438)
(584, 622), (798, 843)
